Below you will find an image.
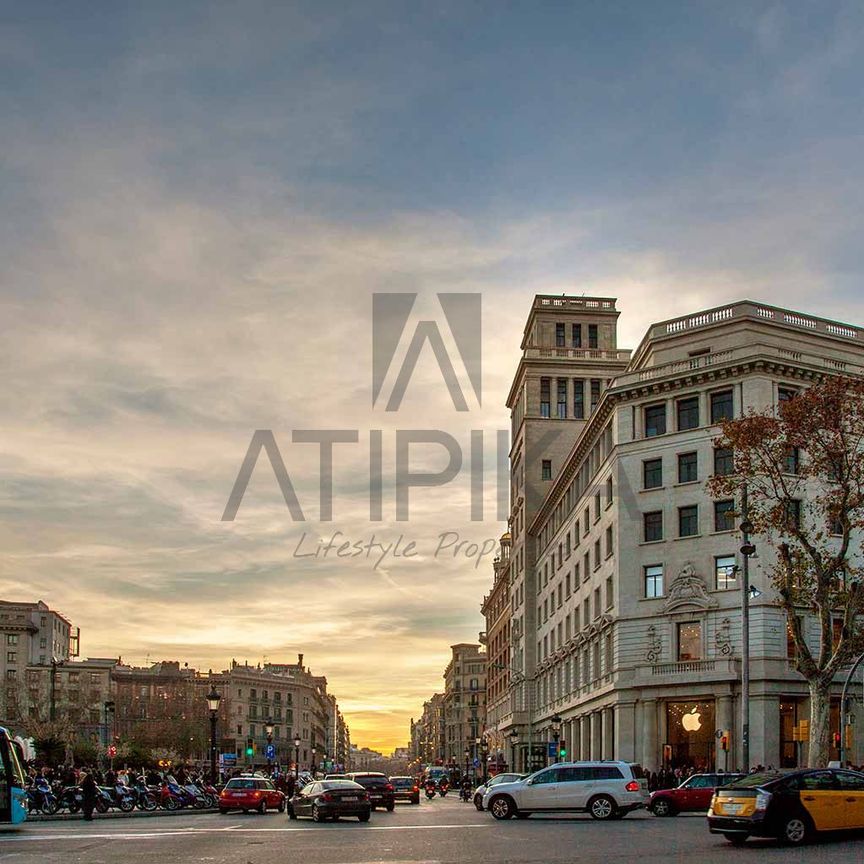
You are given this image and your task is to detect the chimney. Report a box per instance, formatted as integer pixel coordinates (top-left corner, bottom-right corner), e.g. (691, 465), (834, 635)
(298, 653), (304, 668)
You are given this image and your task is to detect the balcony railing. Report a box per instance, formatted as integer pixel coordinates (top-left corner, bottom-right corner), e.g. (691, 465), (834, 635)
(523, 347), (631, 361)
(651, 660), (717, 675)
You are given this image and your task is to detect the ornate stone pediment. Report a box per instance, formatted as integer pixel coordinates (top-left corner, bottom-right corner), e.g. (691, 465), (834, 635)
(663, 562), (717, 612)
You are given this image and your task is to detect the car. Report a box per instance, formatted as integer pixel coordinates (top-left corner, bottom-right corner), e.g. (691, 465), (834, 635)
(650, 773), (745, 816)
(289, 780), (371, 822)
(218, 777), (286, 814)
(473, 773), (526, 810)
(325, 774), (347, 780)
(344, 772), (396, 811)
(389, 776), (420, 804)
(708, 767), (864, 846)
(483, 761), (649, 821)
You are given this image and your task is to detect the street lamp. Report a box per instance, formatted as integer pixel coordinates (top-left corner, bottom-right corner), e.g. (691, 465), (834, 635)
(103, 700), (115, 752)
(206, 685), (221, 783)
(509, 731), (519, 772)
(265, 719), (274, 772)
(293, 733), (301, 781)
(551, 715), (562, 764)
(463, 747), (470, 781)
(739, 483), (757, 772)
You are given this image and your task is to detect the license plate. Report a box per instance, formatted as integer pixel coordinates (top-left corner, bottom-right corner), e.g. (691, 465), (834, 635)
(231, 792), (245, 797)
(341, 796), (358, 801)
(724, 803), (743, 814)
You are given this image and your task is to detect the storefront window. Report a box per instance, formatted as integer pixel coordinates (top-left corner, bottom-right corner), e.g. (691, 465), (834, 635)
(665, 700), (715, 771)
(780, 700), (799, 768)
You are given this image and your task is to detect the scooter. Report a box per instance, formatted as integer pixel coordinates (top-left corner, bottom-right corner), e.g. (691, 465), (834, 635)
(424, 781), (436, 800)
(56, 785), (111, 814)
(130, 777), (158, 811)
(101, 782), (137, 812)
(459, 783), (472, 803)
(27, 777), (59, 814)
(437, 779), (449, 798)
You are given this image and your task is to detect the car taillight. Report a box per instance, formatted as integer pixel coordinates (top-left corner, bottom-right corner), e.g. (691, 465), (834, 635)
(385, 784), (394, 791)
(755, 792), (772, 812)
(625, 781), (640, 792)
(413, 786), (419, 792)
(321, 793), (334, 802)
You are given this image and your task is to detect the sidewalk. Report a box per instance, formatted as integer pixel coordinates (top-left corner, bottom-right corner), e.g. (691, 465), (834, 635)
(29, 807), (219, 822)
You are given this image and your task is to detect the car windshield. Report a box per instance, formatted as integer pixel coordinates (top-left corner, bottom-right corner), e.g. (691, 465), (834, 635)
(489, 774), (518, 786)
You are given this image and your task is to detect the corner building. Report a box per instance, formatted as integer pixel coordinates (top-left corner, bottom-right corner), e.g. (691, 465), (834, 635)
(498, 296), (864, 773)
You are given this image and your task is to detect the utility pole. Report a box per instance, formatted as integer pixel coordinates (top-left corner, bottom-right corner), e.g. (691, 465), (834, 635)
(739, 483), (756, 773)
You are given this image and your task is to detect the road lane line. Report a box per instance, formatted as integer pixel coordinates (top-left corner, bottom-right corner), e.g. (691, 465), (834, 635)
(0, 823), (493, 843)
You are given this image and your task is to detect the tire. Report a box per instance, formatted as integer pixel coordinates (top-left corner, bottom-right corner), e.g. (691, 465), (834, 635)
(193, 796), (206, 810)
(588, 795), (616, 821)
(44, 797), (60, 815)
(312, 803), (323, 823)
(386, 803), (395, 812)
(779, 814), (812, 846)
(278, 800), (286, 813)
(163, 796), (178, 811)
(358, 812), (370, 822)
(724, 834), (748, 846)
(69, 800), (81, 814)
(474, 795), (483, 811)
(651, 798), (675, 817)
(489, 795), (515, 820)
(258, 800), (268, 815)
(141, 795), (158, 812)
(96, 798), (109, 814)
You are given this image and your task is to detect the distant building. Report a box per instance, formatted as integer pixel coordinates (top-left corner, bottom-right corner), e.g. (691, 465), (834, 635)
(442, 643), (487, 769)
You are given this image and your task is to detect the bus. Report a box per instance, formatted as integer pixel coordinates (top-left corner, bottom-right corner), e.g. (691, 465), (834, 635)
(0, 727), (27, 825)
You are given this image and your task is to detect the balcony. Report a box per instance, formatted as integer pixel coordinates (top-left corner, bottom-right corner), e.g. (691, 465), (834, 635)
(635, 657), (739, 684)
(523, 347), (631, 362)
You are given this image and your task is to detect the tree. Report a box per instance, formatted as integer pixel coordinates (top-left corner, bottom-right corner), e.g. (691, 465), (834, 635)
(708, 376), (864, 767)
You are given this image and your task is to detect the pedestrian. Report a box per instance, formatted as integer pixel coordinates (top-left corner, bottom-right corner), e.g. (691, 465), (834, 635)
(80, 772), (98, 821)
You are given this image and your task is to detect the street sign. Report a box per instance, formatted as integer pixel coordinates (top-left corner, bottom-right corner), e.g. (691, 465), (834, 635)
(221, 753), (237, 764)
(265, 743), (276, 760)
(107, 745), (117, 758)
(472, 757), (479, 768)
(547, 742), (557, 758)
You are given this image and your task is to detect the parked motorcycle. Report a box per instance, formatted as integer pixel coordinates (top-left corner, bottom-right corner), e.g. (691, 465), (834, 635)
(56, 785), (111, 814)
(130, 777), (158, 811)
(27, 777), (59, 815)
(101, 782), (137, 813)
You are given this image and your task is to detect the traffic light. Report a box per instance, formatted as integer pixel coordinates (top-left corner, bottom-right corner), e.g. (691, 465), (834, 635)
(832, 732), (841, 751)
(558, 740), (567, 759)
(720, 731), (729, 752)
(245, 737), (255, 757)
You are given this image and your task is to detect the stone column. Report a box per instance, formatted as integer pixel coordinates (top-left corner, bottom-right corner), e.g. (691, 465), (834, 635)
(614, 702), (636, 763)
(590, 712), (602, 760)
(642, 699), (658, 772)
(601, 707), (614, 759)
(749, 695), (780, 771)
(717, 695), (734, 772)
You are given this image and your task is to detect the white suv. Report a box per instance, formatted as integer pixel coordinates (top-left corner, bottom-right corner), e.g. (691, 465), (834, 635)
(483, 761), (648, 821)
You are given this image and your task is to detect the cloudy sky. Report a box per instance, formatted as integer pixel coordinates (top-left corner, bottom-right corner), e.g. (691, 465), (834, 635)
(2, 1), (863, 752)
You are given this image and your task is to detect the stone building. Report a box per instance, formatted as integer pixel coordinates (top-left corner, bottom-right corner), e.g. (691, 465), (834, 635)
(495, 296), (864, 773)
(442, 643), (487, 768)
(410, 693), (445, 766)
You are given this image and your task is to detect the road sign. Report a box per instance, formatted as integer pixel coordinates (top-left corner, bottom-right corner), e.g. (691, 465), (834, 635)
(265, 743), (276, 760)
(472, 757), (479, 767)
(220, 753), (237, 765)
(107, 745), (117, 758)
(547, 742), (557, 758)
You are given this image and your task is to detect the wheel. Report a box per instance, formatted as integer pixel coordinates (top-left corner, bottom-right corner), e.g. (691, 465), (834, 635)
(489, 795), (515, 820)
(44, 798), (60, 815)
(278, 800), (286, 813)
(779, 814), (812, 846)
(724, 834), (748, 846)
(193, 796), (206, 810)
(651, 798), (675, 817)
(219, 808), (229, 815)
(142, 795), (158, 812)
(386, 803), (395, 812)
(96, 798), (109, 814)
(69, 800), (81, 814)
(258, 800), (268, 815)
(312, 803), (323, 822)
(588, 795), (616, 821)
(474, 795), (483, 811)
(119, 797), (135, 813)
(358, 812), (370, 822)
(163, 796), (178, 811)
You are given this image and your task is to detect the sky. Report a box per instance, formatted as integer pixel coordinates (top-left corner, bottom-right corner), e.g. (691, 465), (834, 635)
(1, 1), (864, 753)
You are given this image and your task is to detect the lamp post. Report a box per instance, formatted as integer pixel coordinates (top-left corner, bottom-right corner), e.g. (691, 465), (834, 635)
(206, 685), (221, 783)
(480, 737), (489, 783)
(103, 700), (115, 750)
(265, 719), (274, 772)
(509, 731), (519, 772)
(463, 747), (470, 781)
(311, 746), (317, 775)
(551, 715), (562, 764)
(739, 483), (757, 773)
(293, 733), (301, 781)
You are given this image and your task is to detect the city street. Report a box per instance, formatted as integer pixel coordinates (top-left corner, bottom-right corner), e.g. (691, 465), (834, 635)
(2, 797), (862, 864)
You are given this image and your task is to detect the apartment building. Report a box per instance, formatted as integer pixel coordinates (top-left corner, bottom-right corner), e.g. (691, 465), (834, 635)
(442, 643), (487, 766)
(496, 296), (864, 772)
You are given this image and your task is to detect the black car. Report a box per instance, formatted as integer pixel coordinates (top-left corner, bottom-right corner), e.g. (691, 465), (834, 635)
(289, 780), (371, 822)
(389, 776), (420, 805)
(345, 772), (396, 811)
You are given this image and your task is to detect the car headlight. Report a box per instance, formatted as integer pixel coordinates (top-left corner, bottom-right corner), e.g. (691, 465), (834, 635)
(755, 792), (771, 812)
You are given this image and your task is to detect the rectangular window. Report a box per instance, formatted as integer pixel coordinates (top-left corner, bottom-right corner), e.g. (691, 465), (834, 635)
(6, 651), (16, 663)
(710, 390), (734, 423)
(679, 505), (699, 537)
(714, 500), (735, 532)
(565, 572), (571, 596)
(678, 452), (698, 484)
(605, 524), (613, 557)
(588, 324), (598, 349)
(644, 511), (663, 542)
(573, 379), (585, 419)
(540, 377), (550, 418)
(6, 634), (17, 646)
(677, 622), (702, 661)
(645, 403), (666, 437)
(715, 555), (737, 590)
(571, 323), (582, 348)
(594, 492), (601, 522)
(605, 576), (613, 609)
(583, 552), (590, 581)
(590, 379), (601, 412)
(644, 565), (664, 598)
(541, 459), (552, 481)
(555, 322), (565, 347)
(593, 539), (601, 570)
(593, 587), (601, 619)
(557, 378), (567, 418)
(643, 458), (663, 489)
(677, 396), (700, 431)
(778, 386), (797, 404)
(785, 499), (802, 529)
(785, 447), (800, 475)
(606, 476), (613, 506)
(714, 447), (734, 476)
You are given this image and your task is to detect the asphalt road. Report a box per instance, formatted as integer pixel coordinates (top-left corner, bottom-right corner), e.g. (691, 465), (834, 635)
(1, 796), (862, 864)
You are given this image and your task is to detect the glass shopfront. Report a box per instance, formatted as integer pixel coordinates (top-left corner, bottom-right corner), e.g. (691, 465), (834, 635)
(665, 700), (716, 770)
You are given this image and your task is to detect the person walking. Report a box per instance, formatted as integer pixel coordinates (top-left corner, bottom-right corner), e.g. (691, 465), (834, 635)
(80, 772), (98, 821)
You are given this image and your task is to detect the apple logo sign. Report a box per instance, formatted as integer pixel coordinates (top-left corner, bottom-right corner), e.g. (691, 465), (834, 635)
(682, 707), (702, 732)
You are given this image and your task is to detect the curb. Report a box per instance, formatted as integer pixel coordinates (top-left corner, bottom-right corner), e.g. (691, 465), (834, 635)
(30, 808), (220, 822)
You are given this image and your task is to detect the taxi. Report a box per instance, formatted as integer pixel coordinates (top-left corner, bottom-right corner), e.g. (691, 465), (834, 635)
(708, 767), (864, 845)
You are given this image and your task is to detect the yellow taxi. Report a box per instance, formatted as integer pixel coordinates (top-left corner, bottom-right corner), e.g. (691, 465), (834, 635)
(708, 767), (864, 845)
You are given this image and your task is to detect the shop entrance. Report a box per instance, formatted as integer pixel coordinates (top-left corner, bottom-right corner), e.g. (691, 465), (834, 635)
(665, 700), (716, 771)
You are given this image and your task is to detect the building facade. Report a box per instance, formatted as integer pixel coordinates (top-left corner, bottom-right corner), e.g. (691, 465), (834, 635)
(442, 643), (487, 768)
(493, 296), (864, 773)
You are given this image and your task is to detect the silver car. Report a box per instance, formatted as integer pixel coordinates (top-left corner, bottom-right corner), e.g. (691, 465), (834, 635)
(483, 761), (649, 821)
(473, 773), (526, 810)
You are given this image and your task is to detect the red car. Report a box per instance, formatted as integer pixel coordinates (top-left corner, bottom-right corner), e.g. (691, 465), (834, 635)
(650, 773), (745, 816)
(218, 777), (286, 814)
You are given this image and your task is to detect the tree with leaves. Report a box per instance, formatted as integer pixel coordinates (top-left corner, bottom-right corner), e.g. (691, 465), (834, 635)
(708, 376), (864, 767)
